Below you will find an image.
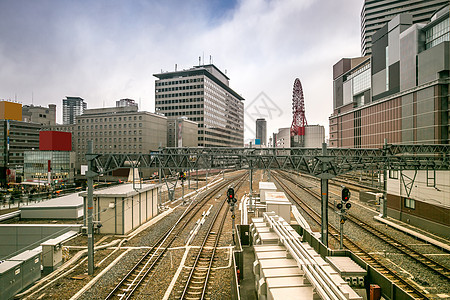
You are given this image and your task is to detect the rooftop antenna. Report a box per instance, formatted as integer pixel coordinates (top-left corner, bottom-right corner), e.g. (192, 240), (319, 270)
(199, 56), (201, 66)
(210, 55), (212, 64)
(175, 64), (177, 71)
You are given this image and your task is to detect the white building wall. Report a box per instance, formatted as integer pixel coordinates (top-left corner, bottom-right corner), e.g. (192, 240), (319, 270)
(304, 125), (325, 148)
(275, 128), (290, 148)
(387, 170), (450, 208)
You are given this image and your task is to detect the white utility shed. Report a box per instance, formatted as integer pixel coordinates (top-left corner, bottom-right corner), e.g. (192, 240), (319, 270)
(20, 193), (84, 219)
(265, 192), (291, 222)
(82, 183), (158, 235)
(259, 182), (277, 203)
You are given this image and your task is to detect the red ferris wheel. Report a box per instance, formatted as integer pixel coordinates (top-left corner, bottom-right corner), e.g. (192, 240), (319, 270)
(290, 78), (307, 137)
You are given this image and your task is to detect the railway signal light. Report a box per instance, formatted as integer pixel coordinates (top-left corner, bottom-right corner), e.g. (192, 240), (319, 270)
(336, 203), (343, 210)
(345, 202), (351, 209)
(179, 171), (186, 181)
(227, 187), (235, 202)
(342, 187), (350, 202)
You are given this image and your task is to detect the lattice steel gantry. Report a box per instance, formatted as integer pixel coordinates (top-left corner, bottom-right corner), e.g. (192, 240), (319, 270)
(84, 143), (449, 272)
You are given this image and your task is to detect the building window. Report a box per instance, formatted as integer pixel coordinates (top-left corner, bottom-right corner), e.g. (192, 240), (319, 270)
(426, 17), (450, 49)
(385, 46), (389, 91)
(427, 169), (435, 187)
(389, 169), (398, 179)
(405, 198), (415, 209)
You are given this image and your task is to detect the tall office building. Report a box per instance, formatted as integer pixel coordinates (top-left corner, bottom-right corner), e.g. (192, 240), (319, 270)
(63, 96), (86, 125)
(331, 6), (449, 148)
(361, 0), (448, 55)
(154, 64), (244, 147)
(256, 118), (267, 146)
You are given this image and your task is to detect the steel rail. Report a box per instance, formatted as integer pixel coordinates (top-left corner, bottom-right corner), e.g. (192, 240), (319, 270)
(179, 174), (247, 299)
(278, 170), (450, 280)
(105, 172), (246, 300)
(272, 172), (431, 300)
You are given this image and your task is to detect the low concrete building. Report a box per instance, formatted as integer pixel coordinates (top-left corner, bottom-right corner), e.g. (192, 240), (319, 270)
(82, 183), (159, 235)
(20, 193), (83, 219)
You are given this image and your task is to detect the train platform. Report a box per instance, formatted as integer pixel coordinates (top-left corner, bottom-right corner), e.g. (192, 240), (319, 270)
(374, 215), (450, 252)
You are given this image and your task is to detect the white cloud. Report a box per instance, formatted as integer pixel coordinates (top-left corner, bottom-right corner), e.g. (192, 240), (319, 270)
(0, 0), (362, 139)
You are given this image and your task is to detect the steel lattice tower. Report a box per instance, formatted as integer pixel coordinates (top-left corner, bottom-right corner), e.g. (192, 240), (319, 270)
(290, 78), (307, 138)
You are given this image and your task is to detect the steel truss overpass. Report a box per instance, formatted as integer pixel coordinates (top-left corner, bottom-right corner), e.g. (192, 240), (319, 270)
(83, 143), (449, 274)
(89, 144), (449, 177)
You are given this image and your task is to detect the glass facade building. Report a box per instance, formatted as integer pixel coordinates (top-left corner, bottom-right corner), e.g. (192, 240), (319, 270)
(23, 151), (76, 185)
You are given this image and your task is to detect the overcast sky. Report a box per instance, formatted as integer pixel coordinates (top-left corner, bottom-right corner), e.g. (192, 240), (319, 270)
(0, 0), (362, 141)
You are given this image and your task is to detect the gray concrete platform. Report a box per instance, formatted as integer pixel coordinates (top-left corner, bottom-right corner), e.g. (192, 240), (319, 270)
(240, 246), (257, 300)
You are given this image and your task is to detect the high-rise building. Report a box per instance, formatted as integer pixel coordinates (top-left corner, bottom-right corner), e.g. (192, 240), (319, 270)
(361, 0), (448, 55)
(331, 6), (449, 148)
(154, 64), (244, 147)
(256, 118), (267, 146)
(22, 104), (57, 125)
(63, 96), (86, 125)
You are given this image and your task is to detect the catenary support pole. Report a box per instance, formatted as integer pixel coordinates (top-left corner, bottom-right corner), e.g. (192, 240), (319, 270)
(86, 140), (95, 275)
(158, 159), (162, 207)
(320, 143), (328, 247)
(382, 138), (388, 218)
(249, 168), (253, 211)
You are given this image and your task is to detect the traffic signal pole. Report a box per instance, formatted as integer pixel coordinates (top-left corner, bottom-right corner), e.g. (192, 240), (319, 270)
(338, 187), (351, 249)
(227, 187), (237, 244)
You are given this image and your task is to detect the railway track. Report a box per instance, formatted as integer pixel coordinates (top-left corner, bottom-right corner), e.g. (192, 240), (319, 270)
(176, 175), (246, 299)
(272, 171), (433, 300)
(105, 172), (246, 300)
(278, 171), (450, 280)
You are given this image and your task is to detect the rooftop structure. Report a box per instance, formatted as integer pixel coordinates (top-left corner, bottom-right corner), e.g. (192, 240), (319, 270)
(22, 104), (56, 125)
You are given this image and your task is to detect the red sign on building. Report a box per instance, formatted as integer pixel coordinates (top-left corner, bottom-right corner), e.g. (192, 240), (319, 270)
(39, 131), (72, 151)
